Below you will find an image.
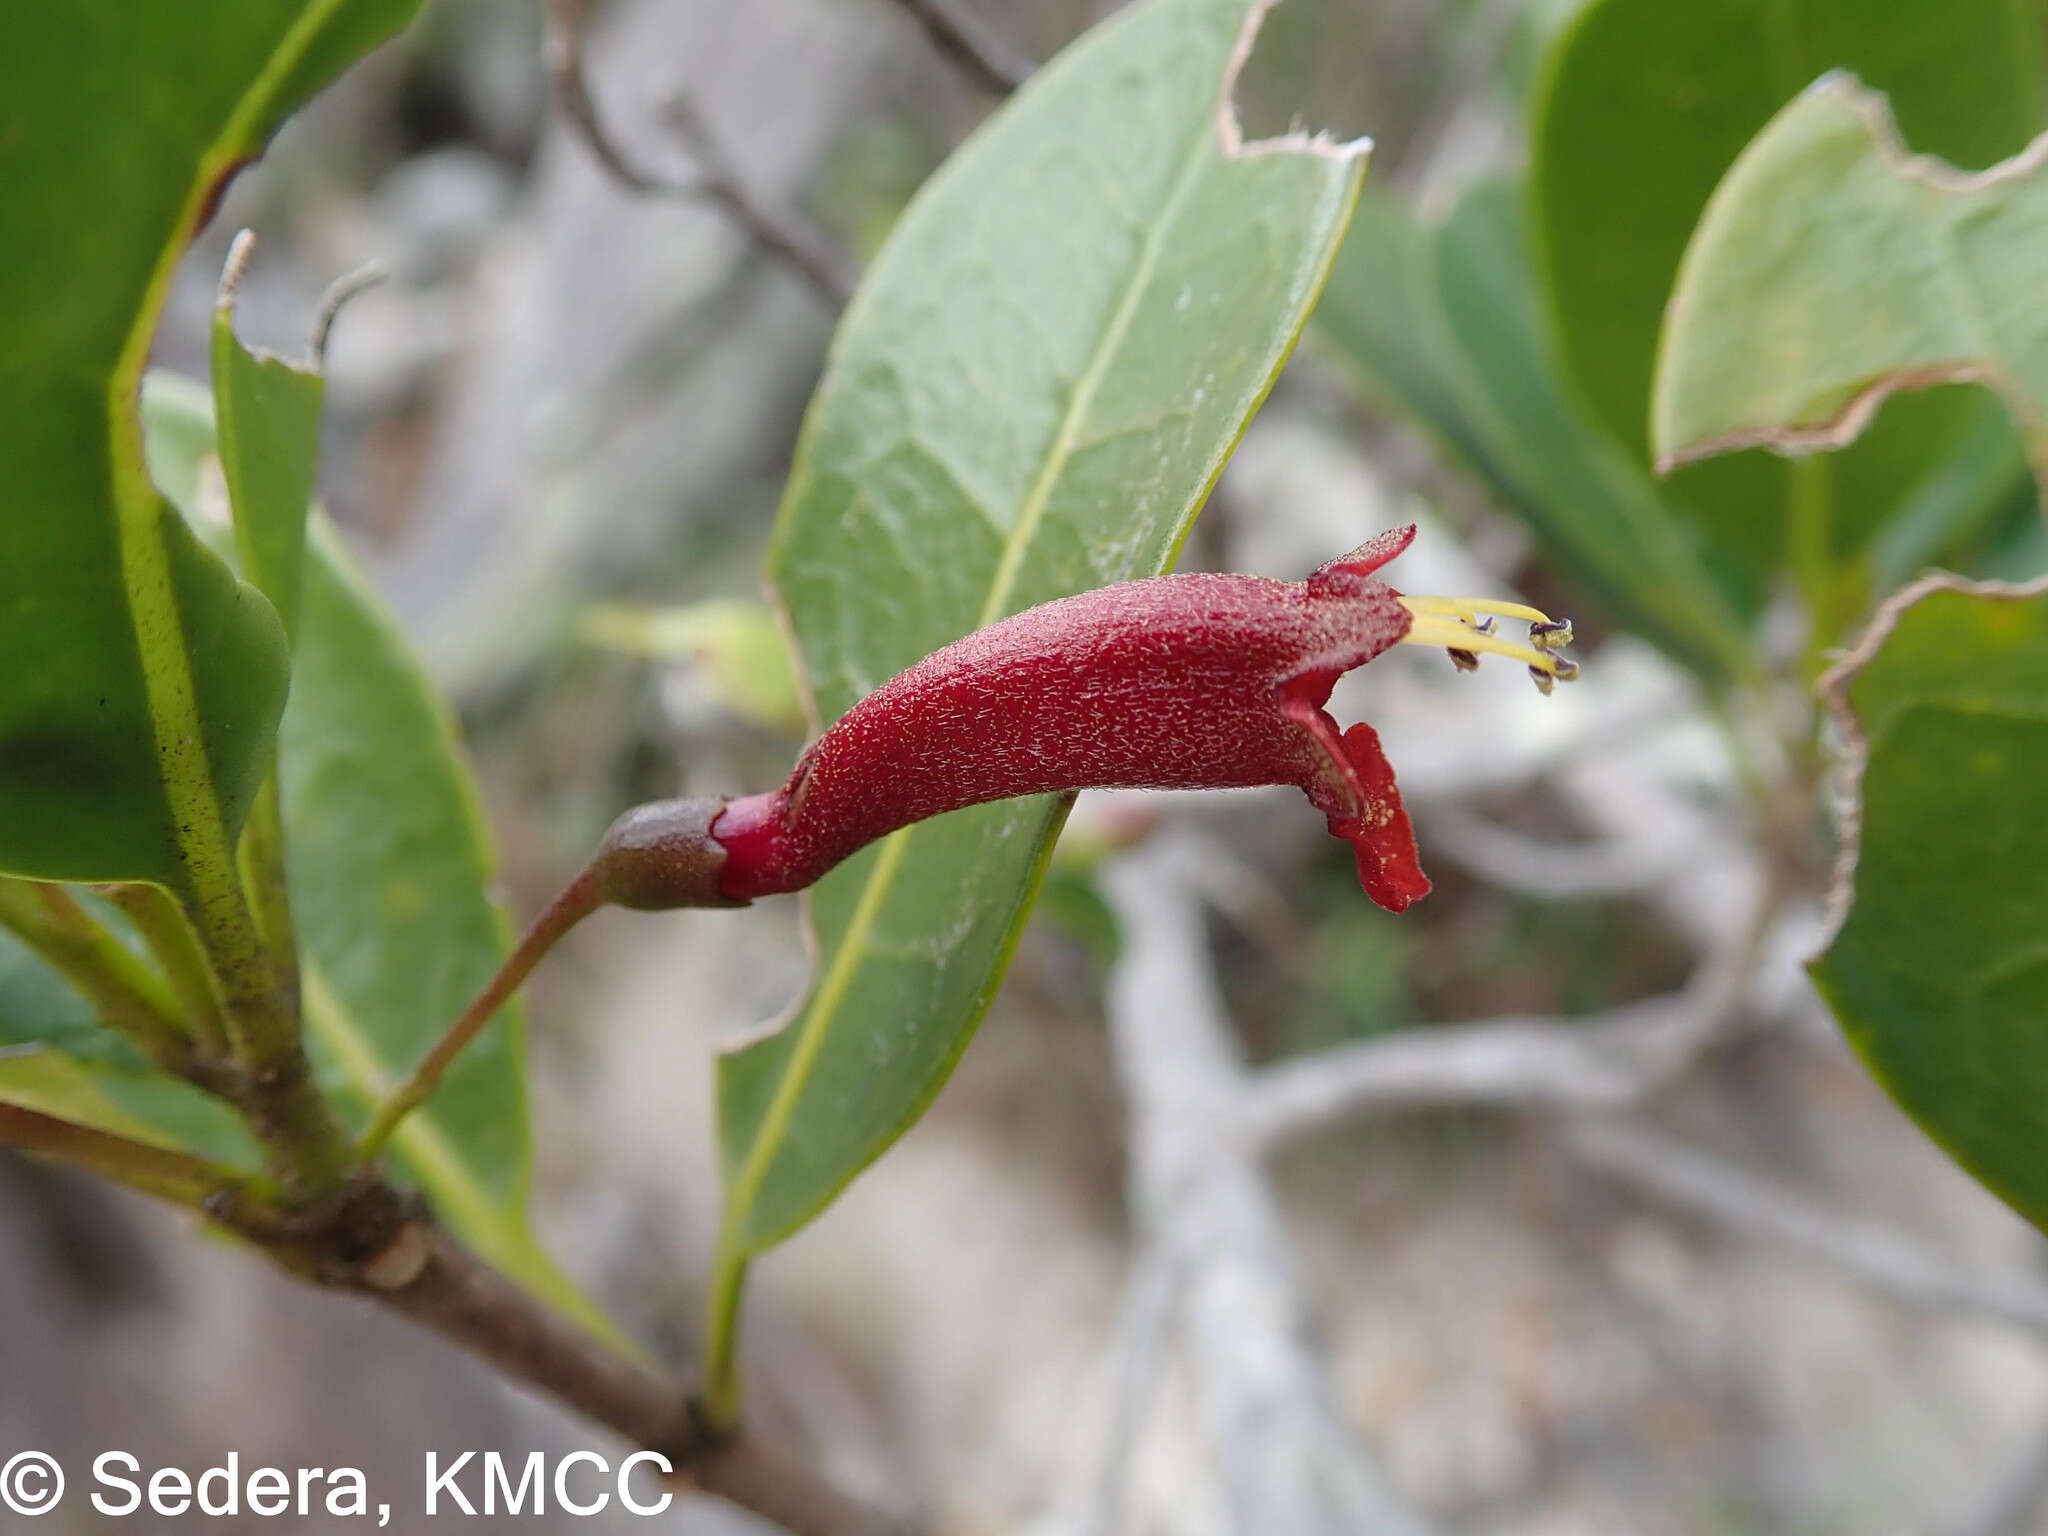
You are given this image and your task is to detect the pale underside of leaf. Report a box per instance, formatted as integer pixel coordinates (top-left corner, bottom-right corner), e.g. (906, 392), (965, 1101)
(1655, 74), (2048, 489)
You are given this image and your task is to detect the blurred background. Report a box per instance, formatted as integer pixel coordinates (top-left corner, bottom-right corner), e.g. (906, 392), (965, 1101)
(7, 1), (2048, 1532)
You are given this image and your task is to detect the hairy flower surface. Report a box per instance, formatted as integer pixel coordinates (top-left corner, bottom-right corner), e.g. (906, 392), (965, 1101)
(711, 525), (1574, 912)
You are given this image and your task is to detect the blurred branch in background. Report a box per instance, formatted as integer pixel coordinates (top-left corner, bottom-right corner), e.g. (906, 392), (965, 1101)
(887, 0), (1036, 94)
(542, 0), (856, 304)
(1238, 872), (1777, 1149)
(1420, 801), (1686, 898)
(1057, 1247), (1178, 1536)
(1101, 841), (1437, 1536)
(1567, 1121), (2048, 1338)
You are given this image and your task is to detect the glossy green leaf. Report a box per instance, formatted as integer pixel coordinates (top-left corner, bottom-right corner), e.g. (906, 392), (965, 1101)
(139, 373), (614, 1339)
(1313, 182), (1749, 680)
(0, 913), (260, 1167)
(1655, 75), (2048, 494)
(1812, 573), (2048, 1232)
(1529, 0), (2039, 620)
(0, 0), (421, 886)
(214, 290), (322, 644)
(720, 0), (1368, 1255)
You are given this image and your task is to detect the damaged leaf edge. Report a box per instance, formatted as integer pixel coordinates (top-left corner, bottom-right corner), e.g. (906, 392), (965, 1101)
(1811, 566), (2048, 957)
(1653, 72), (2048, 489)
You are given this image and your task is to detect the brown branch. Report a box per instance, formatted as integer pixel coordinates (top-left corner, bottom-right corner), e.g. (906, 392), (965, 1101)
(0, 1098), (909, 1536)
(889, 0), (1035, 94)
(542, 0), (855, 307)
(351, 1221), (908, 1534)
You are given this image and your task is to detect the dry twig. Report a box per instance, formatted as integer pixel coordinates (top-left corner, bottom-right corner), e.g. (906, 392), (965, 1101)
(1102, 841), (1435, 1536)
(1567, 1120), (2048, 1338)
(888, 0), (1035, 94)
(0, 1106), (910, 1536)
(542, 0), (855, 306)
(1238, 883), (1775, 1151)
(1067, 1248), (1180, 1536)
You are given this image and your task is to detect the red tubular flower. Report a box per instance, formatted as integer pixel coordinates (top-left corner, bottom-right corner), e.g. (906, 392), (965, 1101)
(405, 529), (1575, 1140)
(710, 525), (1575, 913)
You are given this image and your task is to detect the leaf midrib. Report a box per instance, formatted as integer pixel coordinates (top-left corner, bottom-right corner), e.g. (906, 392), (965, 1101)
(723, 115), (1222, 1246)
(107, 0), (349, 901)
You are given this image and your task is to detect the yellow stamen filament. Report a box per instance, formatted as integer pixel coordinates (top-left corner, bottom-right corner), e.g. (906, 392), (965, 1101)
(1400, 611), (1565, 674)
(1400, 594), (1555, 627)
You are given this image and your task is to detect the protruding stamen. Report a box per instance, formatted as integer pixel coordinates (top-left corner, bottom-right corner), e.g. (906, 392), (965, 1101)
(1401, 613), (1566, 675)
(1529, 666), (1554, 697)
(1402, 594), (1555, 627)
(1399, 596), (1578, 689)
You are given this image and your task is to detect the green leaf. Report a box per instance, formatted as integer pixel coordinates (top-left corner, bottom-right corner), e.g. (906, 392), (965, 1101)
(214, 285), (322, 645)
(721, 0), (1368, 1256)
(1313, 182), (1750, 681)
(0, 0), (422, 886)
(139, 373), (616, 1341)
(0, 919), (260, 1167)
(0, 1047), (166, 1145)
(1655, 74), (2048, 493)
(1811, 573), (2048, 1232)
(1529, 0), (2039, 622)
(1532, 0), (2039, 459)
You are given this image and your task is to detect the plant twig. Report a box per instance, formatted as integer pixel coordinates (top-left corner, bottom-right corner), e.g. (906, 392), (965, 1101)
(366, 796), (736, 1164)
(171, 834), (353, 1196)
(1102, 840), (1435, 1536)
(888, 0), (1035, 94)
(1238, 881), (1777, 1151)
(358, 867), (606, 1163)
(1568, 1121), (2048, 1337)
(541, 0), (855, 306)
(1421, 803), (1690, 898)
(354, 1222), (907, 1534)
(1068, 1246), (1180, 1536)
(0, 1099), (910, 1535)
(238, 776), (302, 1025)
